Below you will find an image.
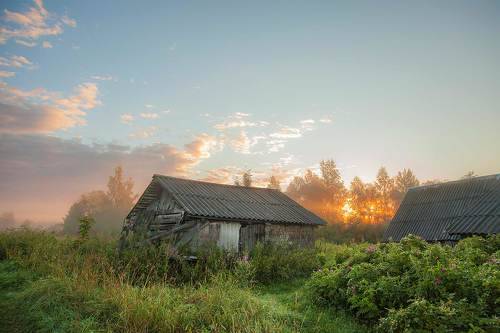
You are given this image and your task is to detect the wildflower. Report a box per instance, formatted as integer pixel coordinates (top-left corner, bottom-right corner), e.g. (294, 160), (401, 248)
(434, 277), (442, 285)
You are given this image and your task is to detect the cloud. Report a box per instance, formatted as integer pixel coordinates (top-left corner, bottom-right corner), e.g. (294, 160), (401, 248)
(0, 0), (76, 45)
(319, 116), (332, 123)
(269, 126), (302, 139)
(0, 70), (15, 78)
(15, 39), (36, 47)
(200, 166), (243, 184)
(229, 131), (251, 154)
(61, 15), (76, 28)
(145, 104), (154, 108)
(0, 133), (217, 221)
(183, 133), (221, 160)
(120, 113), (134, 124)
(41, 40), (52, 48)
(0, 55), (33, 68)
(129, 126), (157, 139)
(266, 139), (286, 152)
(0, 81), (100, 133)
(91, 75), (114, 81)
(234, 112), (250, 118)
(140, 112), (159, 119)
(214, 112), (269, 131)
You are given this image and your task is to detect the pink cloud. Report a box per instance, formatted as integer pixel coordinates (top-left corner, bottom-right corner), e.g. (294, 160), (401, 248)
(0, 133), (221, 222)
(0, 0), (76, 45)
(0, 55), (33, 68)
(0, 81), (100, 133)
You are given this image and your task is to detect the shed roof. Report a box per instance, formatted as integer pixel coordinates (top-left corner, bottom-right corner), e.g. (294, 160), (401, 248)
(129, 175), (327, 226)
(383, 174), (500, 242)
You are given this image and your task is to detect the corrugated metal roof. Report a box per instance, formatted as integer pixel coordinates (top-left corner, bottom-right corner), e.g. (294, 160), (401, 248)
(135, 175), (326, 225)
(384, 174), (500, 242)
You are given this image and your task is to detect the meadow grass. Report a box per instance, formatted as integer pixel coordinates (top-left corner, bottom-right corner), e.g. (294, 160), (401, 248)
(0, 229), (367, 333)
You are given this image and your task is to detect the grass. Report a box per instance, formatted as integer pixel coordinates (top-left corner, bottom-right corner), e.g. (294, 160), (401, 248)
(256, 279), (366, 333)
(0, 229), (369, 333)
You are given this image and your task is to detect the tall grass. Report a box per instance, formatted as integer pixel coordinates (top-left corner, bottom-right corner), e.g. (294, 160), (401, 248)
(0, 229), (365, 332)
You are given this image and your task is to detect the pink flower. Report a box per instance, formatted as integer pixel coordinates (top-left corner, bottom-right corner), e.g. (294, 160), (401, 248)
(366, 245), (377, 254)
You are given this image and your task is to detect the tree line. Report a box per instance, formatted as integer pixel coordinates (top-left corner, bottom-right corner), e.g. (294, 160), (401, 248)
(236, 160), (421, 225)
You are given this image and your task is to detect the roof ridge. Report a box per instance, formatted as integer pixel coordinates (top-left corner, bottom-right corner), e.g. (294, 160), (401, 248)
(153, 174), (282, 192)
(409, 173), (500, 191)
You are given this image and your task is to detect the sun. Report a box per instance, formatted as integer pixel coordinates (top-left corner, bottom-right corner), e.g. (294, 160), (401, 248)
(342, 200), (354, 218)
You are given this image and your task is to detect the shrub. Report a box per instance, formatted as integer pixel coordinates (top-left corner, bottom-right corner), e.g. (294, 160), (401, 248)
(307, 234), (500, 331)
(250, 241), (320, 284)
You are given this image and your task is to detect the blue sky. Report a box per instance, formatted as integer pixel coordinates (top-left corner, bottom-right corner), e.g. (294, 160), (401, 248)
(1, 1), (499, 221)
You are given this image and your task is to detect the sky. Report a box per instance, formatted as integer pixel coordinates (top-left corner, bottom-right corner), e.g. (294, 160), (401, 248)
(1, 0), (499, 223)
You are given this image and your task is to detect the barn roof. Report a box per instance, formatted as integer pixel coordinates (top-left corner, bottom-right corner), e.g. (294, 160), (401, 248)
(129, 175), (327, 226)
(384, 174), (500, 242)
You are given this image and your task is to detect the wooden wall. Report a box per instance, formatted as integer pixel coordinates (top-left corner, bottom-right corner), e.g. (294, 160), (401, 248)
(195, 221), (316, 253)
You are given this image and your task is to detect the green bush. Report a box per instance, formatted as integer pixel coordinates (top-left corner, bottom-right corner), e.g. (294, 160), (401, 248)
(307, 234), (500, 331)
(250, 241), (321, 284)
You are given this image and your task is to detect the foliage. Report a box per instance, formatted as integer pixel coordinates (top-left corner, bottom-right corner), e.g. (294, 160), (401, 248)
(287, 161), (346, 223)
(307, 234), (500, 331)
(77, 215), (95, 241)
(392, 168), (420, 205)
(267, 175), (281, 191)
(286, 161), (421, 230)
(63, 166), (136, 236)
(250, 241), (321, 284)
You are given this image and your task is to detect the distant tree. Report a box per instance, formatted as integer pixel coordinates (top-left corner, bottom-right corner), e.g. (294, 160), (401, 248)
(0, 212), (16, 230)
(349, 177), (379, 223)
(462, 171), (477, 179)
(107, 166), (136, 209)
(393, 168), (420, 206)
(286, 176), (306, 199)
(242, 170), (253, 187)
(63, 167), (137, 236)
(267, 175), (281, 191)
(319, 160), (347, 222)
(320, 160), (344, 190)
(375, 167), (395, 221)
(63, 190), (112, 235)
(349, 177), (366, 219)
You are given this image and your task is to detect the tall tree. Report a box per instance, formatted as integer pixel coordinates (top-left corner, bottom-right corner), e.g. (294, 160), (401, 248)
(320, 160), (347, 222)
(375, 167), (395, 221)
(242, 170), (253, 187)
(63, 167), (137, 236)
(393, 168), (419, 206)
(349, 177), (379, 223)
(107, 166), (136, 209)
(267, 175), (281, 191)
(320, 160), (343, 190)
(286, 176), (306, 199)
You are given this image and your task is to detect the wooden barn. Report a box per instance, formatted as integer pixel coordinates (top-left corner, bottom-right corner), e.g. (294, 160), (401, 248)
(120, 175), (326, 253)
(384, 174), (500, 243)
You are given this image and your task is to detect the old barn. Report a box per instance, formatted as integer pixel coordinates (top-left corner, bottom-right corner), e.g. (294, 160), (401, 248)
(384, 174), (500, 243)
(120, 175), (326, 253)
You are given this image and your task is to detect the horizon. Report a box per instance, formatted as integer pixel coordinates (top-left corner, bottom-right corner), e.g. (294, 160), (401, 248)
(1, 0), (499, 223)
